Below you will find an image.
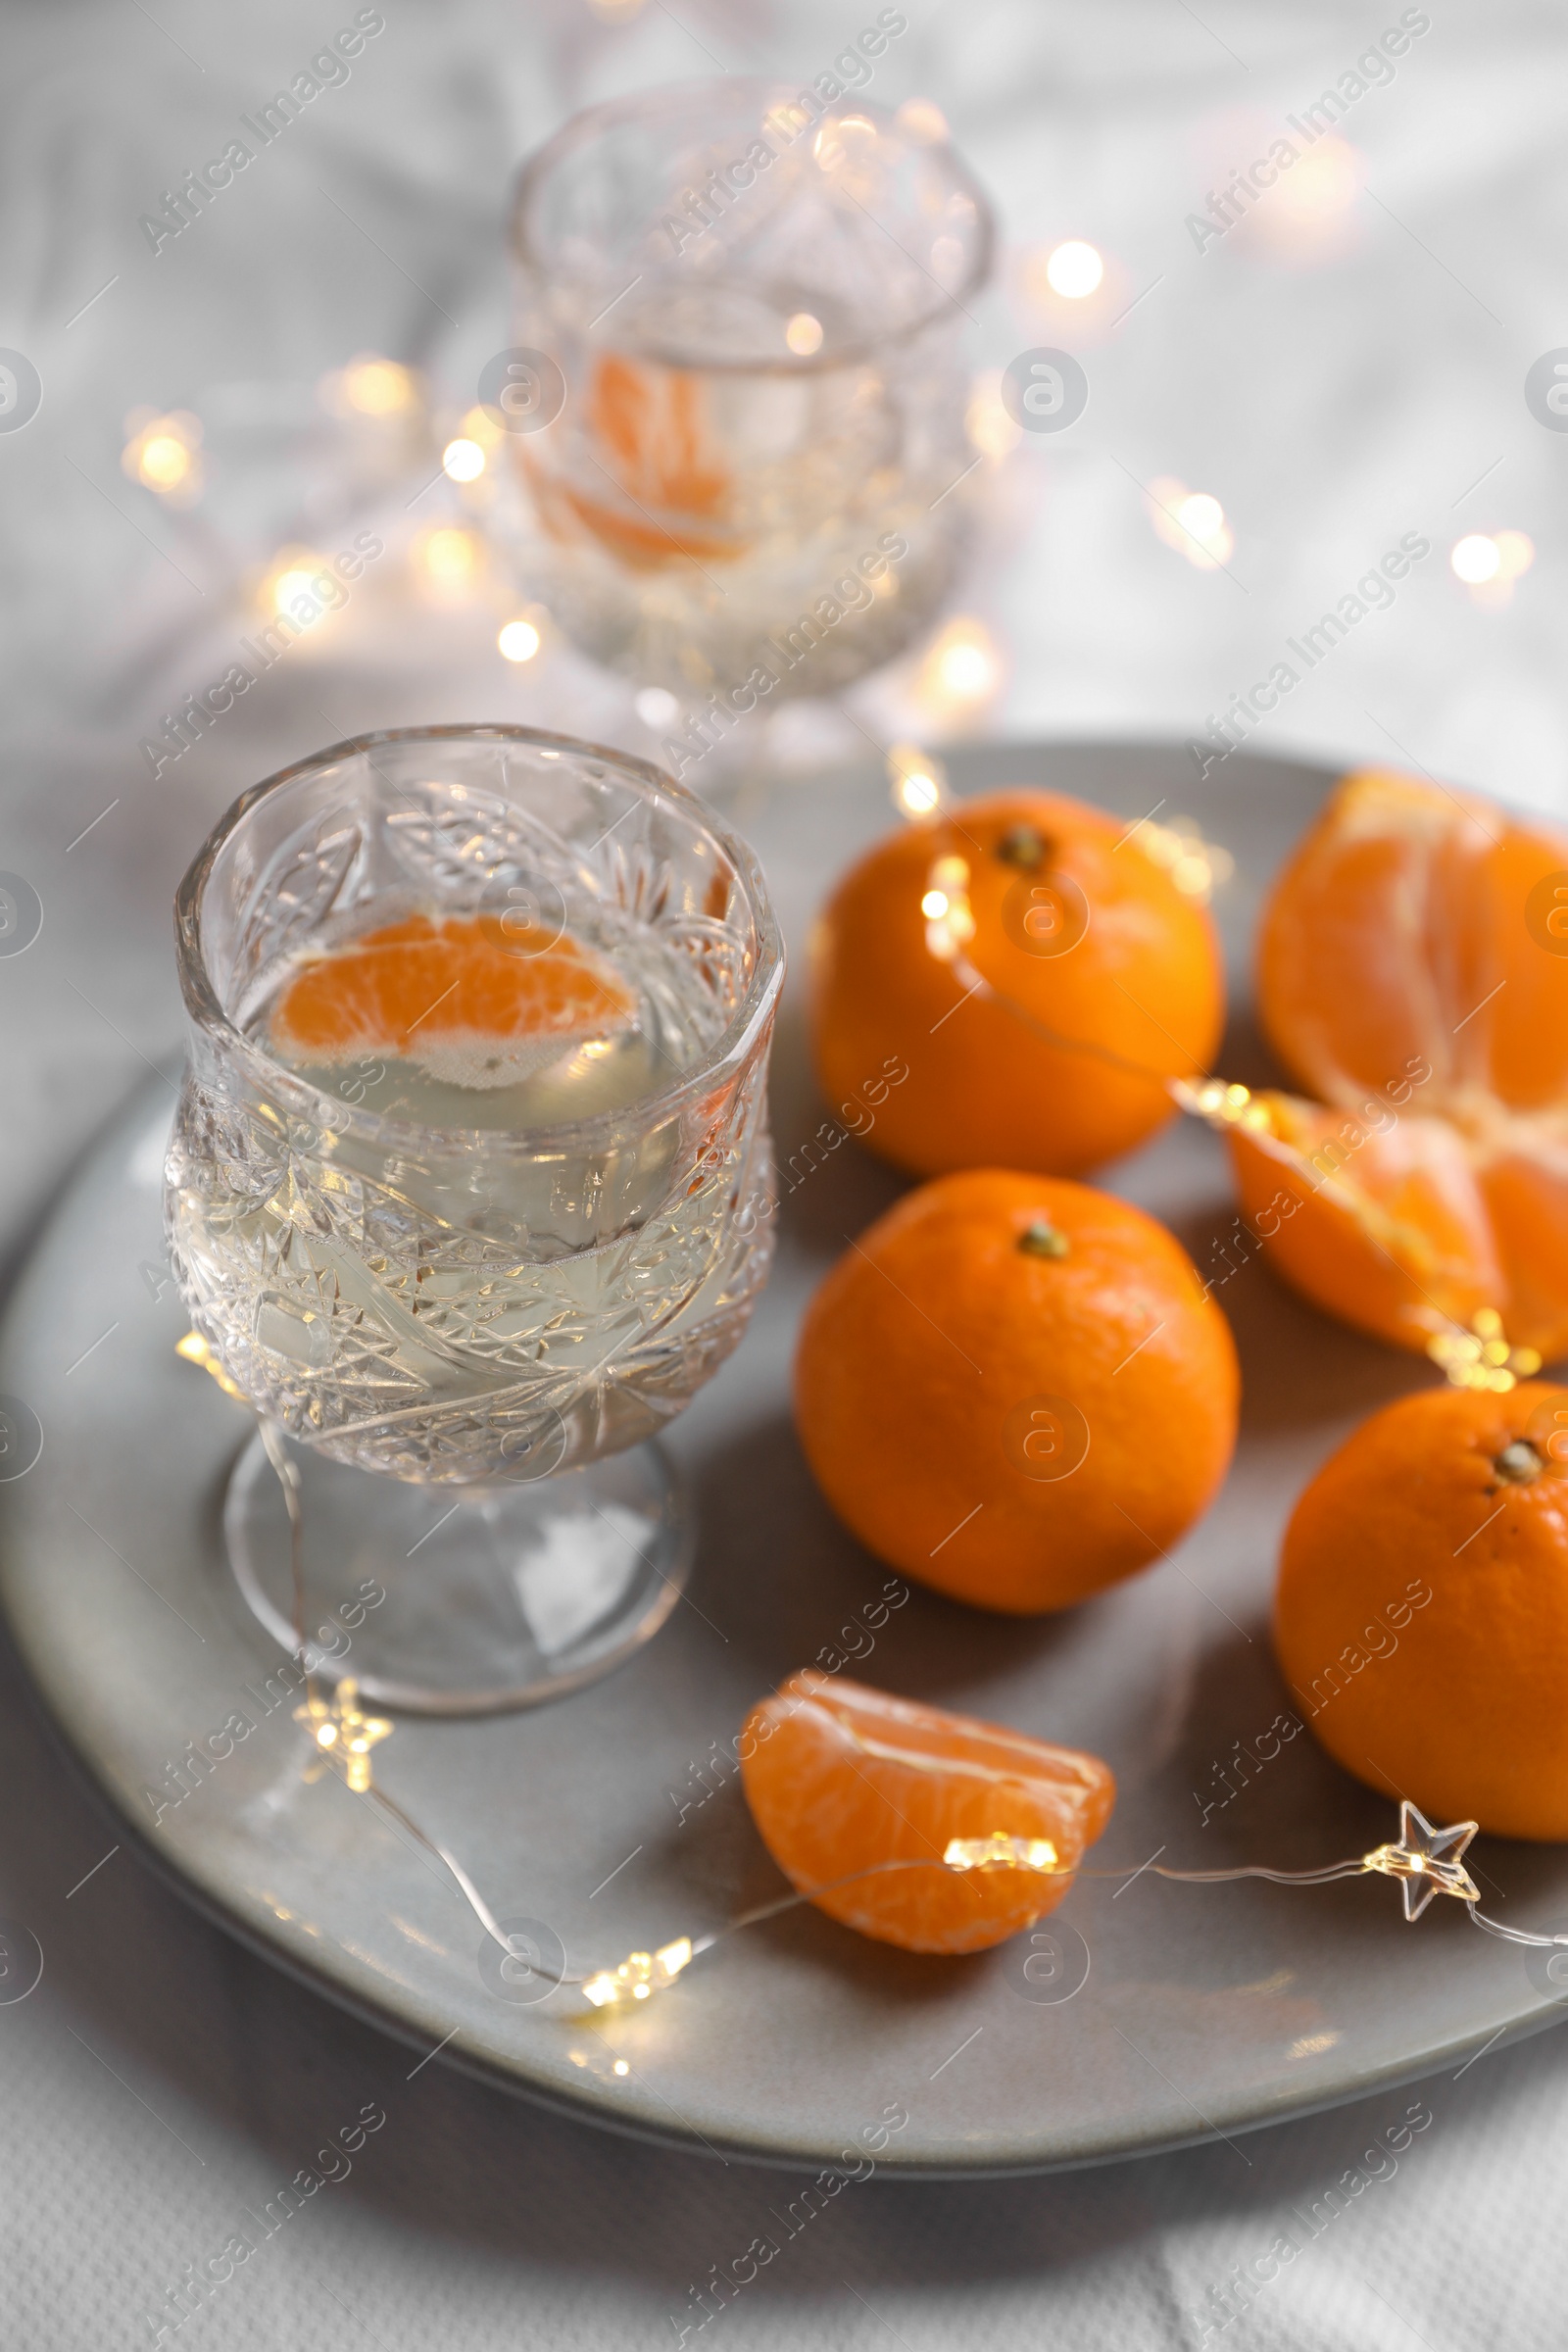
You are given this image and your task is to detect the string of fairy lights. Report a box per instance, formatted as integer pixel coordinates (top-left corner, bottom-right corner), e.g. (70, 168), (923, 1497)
(172, 1336), (1564, 2017)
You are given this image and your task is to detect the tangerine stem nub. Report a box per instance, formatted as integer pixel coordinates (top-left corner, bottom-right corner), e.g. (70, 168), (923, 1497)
(995, 824), (1049, 871)
(1017, 1220), (1069, 1258)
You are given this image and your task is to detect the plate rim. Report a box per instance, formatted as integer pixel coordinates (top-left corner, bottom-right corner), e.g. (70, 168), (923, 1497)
(7, 735), (1566, 2177)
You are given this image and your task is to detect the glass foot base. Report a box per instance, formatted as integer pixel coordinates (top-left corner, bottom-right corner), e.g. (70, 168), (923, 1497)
(223, 1429), (692, 1715)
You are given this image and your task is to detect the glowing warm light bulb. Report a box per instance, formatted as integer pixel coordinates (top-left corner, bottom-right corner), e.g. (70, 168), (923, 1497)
(943, 1833), (1059, 1873)
(785, 312), (824, 357)
(635, 687), (680, 730)
(1148, 480), (1234, 569)
(1179, 493), (1224, 541)
(415, 527), (482, 592)
(1451, 534), (1501, 584)
(888, 742), (948, 819)
(175, 1330), (245, 1399)
(1045, 240), (1104, 299)
(122, 411), (202, 501)
(939, 640), (996, 697)
(498, 617), (541, 662)
(966, 370), (1021, 459)
(581, 1937), (695, 2008)
(916, 617), (1003, 713)
(1272, 135), (1360, 222)
(259, 546), (331, 620)
(442, 437), (485, 482)
(921, 889), (950, 920)
(895, 97), (949, 144)
(140, 433), (190, 488)
(340, 355), (417, 416)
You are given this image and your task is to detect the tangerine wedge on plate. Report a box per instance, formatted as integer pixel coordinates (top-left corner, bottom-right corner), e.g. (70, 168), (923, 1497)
(268, 912), (636, 1088)
(1229, 768), (1568, 1361)
(740, 1671), (1116, 1953)
(808, 789), (1225, 1178)
(1275, 1382), (1568, 1838)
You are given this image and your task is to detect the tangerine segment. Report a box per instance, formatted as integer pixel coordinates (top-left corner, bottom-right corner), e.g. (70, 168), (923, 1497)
(1226, 1091), (1509, 1354)
(1275, 1383), (1568, 1838)
(590, 355), (731, 520)
(740, 1671), (1116, 1953)
(269, 913), (636, 1075)
(1257, 767), (1568, 1114)
(794, 1171), (1239, 1613)
(520, 356), (743, 573)
(808, 790), (1224, 1180)
(1245, 768), (1568, 1362)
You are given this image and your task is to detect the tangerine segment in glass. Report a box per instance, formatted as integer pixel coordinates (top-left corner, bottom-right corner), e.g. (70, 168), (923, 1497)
(268, 913), (637, 1085)
(740, 1670), (1116, 1954)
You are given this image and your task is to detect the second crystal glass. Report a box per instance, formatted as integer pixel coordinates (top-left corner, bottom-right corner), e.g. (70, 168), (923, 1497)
(166, 725), (782, 1712)
(505, 79), (995, 709)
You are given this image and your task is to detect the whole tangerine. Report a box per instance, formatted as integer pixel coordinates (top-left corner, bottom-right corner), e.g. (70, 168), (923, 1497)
(740, 1670), (1116, 1955)
(1275, 1382), (1568, 1838)
(808, 789), (1225, 1179)
(793, 1169), (1240, 1612)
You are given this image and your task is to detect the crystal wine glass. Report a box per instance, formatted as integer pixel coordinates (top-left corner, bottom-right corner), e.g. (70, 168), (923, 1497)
(165, 725), (783, 1712)
(502, 78), (995, 713)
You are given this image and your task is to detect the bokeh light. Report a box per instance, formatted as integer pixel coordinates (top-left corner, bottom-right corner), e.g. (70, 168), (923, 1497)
(258, 545), (333, 623)
(1045, 240), (1104, 299)
(785, 312), (824, 357)
(1451, 534), (1500, 583)
(966, 370), (1022, 459)
(338, 355), (418, 416)
(498, 617), (541, 662)
(1451, 529), (1535, 606)
(122, 410), (202, 503)
(896, 98), (949, 144)
(413, 526), (483, 596)
(635, 686), (681, 730)
(1148, 477), (1235, 569)
(888, 742), (949, 819)
(442, 438), (485, 482)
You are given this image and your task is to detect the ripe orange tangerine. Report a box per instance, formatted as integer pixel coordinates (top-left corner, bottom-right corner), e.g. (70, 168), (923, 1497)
(1230, 768), (1568, 1362)
(808, 789), (1225, 1179)
(1275, 1382), (1568, 1838)
(268, 912), (635, 1084)
(740, 1671), (1116, 1953)
(793, 1170), (1239, 1613)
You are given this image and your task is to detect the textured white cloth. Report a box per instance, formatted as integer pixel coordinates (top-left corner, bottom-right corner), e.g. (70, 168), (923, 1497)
(2, 1), (1566, 2344)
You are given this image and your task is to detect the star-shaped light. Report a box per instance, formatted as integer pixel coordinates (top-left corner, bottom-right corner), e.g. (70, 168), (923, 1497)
(294, 1676), (393, 1794)
(1363, 1801), (1480, 1920)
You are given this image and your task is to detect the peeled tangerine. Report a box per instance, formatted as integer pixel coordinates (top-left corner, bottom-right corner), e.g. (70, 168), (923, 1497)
(1231, 768), (1568, 1363)
(1276, 1383), (1568, 1838)
(809, 789), (1224, 1179)
(740, 1672), (1116, 1953)
(794, 1170), (1239, 1612)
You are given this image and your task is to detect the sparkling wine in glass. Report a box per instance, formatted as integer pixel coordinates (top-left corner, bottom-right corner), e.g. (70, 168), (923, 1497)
(503, 79), (996, 716)
(165, 724), (782, 1712)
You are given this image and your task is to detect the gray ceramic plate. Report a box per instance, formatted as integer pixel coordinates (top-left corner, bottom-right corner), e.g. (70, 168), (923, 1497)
(3, 739), (1565, 2177)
